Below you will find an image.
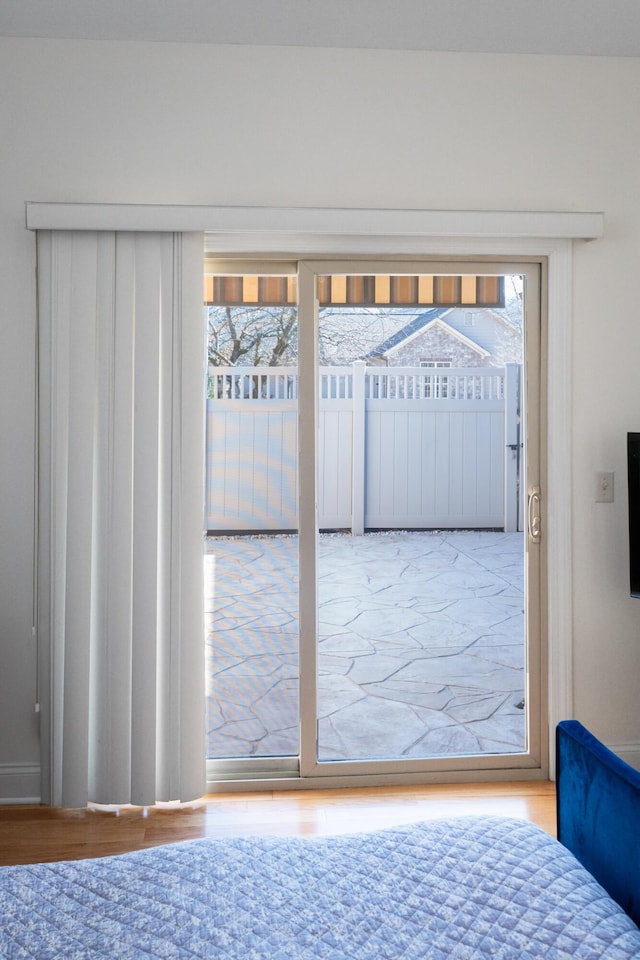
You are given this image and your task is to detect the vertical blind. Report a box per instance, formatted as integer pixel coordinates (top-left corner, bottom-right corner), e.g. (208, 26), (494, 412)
(37, 230), (205, 808)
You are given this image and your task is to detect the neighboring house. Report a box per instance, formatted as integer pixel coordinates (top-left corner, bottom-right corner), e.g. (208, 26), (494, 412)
(366, 307), (522, 368)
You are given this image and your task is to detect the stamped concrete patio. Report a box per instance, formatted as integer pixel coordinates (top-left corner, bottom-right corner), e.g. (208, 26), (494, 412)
(204, 531), (526, 762)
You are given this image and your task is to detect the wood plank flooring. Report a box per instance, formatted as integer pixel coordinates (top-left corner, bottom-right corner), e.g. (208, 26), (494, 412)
(0, 781), (556, 866)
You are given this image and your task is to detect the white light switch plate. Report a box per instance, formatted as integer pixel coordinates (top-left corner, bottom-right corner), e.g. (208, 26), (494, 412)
(595, 471), (614, 502)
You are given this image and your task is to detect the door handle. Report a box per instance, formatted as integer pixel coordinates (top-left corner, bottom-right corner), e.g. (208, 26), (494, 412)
(528, 486), (541, 543)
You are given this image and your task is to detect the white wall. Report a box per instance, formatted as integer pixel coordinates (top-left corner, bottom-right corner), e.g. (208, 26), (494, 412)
(2, 37), (640, 797)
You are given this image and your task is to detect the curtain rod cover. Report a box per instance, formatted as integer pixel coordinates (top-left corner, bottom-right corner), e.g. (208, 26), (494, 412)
(25, 203), (605, 241)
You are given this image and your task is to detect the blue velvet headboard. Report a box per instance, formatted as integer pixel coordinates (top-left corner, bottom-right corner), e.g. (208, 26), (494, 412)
(556, 720), (640, 927)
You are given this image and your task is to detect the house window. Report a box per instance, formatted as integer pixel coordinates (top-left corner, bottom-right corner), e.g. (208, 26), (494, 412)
(421, 359), (452, 398)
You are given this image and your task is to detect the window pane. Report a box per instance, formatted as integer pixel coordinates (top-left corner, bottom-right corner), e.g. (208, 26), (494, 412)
(204, 283), (299, 760)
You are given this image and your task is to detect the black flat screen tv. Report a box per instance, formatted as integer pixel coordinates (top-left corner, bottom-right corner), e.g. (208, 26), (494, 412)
(628, 432), (640, 597)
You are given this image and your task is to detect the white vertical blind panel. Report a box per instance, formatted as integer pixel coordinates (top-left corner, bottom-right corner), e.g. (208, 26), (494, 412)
(157, 239), (175, 803)
(131, 235), (165, 806)
(175, 232), (208, 802)
(38, 229), (205, 808)
(61, 234), (99, 808)
(90, 233), (134, 804)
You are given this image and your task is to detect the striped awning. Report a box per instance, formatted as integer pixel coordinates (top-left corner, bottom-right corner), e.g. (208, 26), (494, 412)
(204, 274), (504, 309)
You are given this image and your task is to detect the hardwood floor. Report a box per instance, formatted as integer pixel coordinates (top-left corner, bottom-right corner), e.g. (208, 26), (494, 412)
(0, 781), (556, 866)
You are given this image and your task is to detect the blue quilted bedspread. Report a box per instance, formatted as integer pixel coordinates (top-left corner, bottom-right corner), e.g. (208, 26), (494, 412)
(2, 816), (640, 959)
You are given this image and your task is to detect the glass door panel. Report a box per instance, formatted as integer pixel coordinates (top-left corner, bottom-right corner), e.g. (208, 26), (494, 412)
(204, 268), (300, 763)
(306, 264), (540, 770)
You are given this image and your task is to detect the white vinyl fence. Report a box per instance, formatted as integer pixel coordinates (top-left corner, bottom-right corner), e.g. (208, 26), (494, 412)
(205, 362), (521, 533)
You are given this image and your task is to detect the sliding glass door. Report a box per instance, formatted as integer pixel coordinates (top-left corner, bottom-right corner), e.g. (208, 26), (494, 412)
(206, 259), (545, 783)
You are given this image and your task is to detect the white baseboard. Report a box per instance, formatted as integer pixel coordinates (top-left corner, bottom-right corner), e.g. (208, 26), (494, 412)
(0, 763), (40, 804)
(611, 742), (640, 772)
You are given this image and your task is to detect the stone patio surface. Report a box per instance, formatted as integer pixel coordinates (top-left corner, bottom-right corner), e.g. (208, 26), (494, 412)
(204, 530), (526, 763)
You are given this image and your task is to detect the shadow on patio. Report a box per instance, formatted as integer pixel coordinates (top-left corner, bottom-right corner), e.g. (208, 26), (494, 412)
(204, 531), (525, 762)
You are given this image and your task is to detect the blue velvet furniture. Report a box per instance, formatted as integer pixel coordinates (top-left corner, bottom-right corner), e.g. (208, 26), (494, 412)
(557, 719), (640, 926)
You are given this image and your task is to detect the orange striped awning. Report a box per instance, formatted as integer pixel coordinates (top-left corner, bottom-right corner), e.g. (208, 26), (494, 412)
(203, 274), (504, 309)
